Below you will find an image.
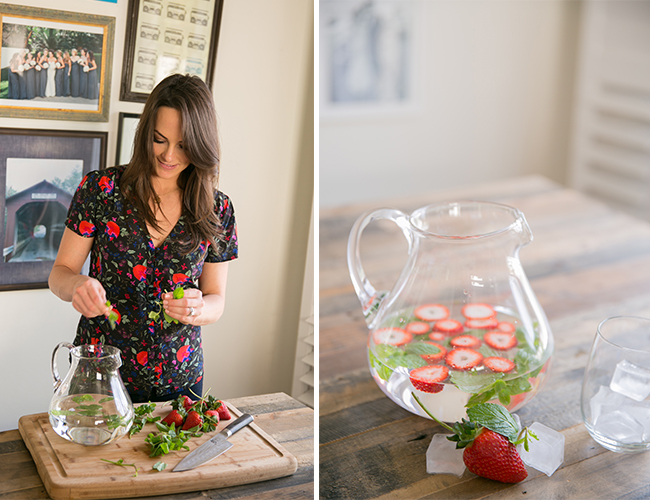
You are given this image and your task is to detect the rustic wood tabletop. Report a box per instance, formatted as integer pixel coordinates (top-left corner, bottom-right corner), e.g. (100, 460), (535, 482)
(0, 392), (314, 500)
(320, 176), (650, 499)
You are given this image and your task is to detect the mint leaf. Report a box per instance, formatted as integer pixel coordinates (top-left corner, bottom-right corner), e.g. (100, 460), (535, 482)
(153, 461), (167, 471)
(450, 371), (503, 394)
(369, 351), (392, 381)
(404, 343), (440, 356)
(390, 353), (426, 369)
(173, 285), (185, 300)
(467, 403), (520, 443)
(375, 344), (401, 359)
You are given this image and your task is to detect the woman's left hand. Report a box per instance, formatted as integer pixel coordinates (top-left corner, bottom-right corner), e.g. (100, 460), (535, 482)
(163, 288), (204, 325)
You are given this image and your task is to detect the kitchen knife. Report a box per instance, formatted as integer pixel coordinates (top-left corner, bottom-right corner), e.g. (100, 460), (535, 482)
(173, 413), (254, 472)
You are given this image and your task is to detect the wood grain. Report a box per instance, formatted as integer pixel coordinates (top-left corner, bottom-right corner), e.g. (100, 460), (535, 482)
(320, 176), (650, 499)
(0, 393), (313, 500)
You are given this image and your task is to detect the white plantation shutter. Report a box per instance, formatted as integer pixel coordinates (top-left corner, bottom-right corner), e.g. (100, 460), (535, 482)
(291, 204), (314, 408)
(568, 0), (650, 220)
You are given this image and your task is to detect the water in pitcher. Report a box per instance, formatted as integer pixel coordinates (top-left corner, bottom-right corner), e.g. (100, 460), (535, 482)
(49, 393), (134, 446)
(368, 304), (552, 422)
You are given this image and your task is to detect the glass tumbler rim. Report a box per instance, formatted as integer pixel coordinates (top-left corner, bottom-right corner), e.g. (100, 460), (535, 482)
(596, 315), (650, 354)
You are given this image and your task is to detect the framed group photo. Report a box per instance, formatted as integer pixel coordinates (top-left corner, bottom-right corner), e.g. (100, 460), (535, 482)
(0, 128), (107, 291)
(120, 0), (224, 102)
(0, 3), (115, 122)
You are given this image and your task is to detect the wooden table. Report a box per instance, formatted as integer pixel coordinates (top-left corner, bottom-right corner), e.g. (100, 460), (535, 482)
(0, 392), (313, 499)
(320, 176), (650, 499)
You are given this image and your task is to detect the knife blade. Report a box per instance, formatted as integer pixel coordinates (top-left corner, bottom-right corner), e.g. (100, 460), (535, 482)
(173, 413), (254, 472)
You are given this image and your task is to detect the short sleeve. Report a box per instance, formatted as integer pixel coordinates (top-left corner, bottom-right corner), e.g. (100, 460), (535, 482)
(65, 170), (102, 238)
(206, 191), (238, 263)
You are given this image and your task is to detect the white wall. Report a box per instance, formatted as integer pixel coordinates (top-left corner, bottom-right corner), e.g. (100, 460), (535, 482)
(0, 0), (313, 431)
(319, 0), (580, 208)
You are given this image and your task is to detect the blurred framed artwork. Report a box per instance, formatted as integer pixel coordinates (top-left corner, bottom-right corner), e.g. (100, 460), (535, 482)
(320, 0), (420, 118)
(115, 112), (141, 166)
(0, 3), (115, 122)
(0, 128), (107, 291)
(120, 0), (224, 103)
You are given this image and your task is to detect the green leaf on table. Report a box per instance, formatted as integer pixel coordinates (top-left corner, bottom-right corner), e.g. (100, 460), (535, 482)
(152, 461), (167, 472)
(467, 403), (520, 443)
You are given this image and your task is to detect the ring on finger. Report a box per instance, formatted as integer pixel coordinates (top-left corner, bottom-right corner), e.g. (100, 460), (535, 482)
(188, 306), (195, 317)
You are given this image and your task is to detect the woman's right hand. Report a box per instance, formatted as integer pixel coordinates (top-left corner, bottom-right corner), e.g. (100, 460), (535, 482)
(71, 277), (111, 318)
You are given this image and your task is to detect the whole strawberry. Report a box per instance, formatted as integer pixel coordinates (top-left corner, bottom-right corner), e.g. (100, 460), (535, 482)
(413, 394), (537, 484)
(161, 409), (185, 428)
(182, 410), (203, 431)
(463, 428), (527, 483)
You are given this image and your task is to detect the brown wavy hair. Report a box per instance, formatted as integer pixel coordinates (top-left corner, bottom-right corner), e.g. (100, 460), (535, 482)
(120, 73), (223, 254)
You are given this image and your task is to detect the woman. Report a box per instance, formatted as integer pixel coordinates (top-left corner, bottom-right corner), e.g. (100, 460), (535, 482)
(55, 50), (64, 97)
(85, 50), (98, 100)
(79, 48), (88, 98)
(24, 52), (36, 99)
(49, 74), (237, 404)
(45, 49), (56, 97)
(70, 48), (80, 97)
(37, 50), (48, 98)
(63, 51), (71, 96)
(17, 52), (27, 99)
(7, 53), (20, 99)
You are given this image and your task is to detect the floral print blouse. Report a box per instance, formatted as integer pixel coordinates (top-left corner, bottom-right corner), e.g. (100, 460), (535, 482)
(65, 166), (238, 401)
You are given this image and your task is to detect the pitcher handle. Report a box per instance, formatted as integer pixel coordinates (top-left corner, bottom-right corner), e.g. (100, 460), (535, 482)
(347, 208), (414, 327)
(51, 342), (74, 392)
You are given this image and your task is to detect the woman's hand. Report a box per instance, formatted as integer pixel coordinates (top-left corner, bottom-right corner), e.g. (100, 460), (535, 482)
(163, 288), (205, 325)
(71, 276), (111, 318)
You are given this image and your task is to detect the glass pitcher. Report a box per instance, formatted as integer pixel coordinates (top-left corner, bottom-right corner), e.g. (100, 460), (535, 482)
(348, 201), (553, 422)
(49, 343), (134, 445)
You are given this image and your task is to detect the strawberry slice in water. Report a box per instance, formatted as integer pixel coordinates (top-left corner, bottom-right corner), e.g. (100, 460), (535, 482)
(461, 303), (497, 319)
(484, 356), (516, 373)
(465, 318), (499, 330)
(409, 365), (449, 393)
(372, 327), (413, 346)
(433, 319), (464, 335)
(405, 321), (431, 335)
(497, 321), (516, 333)
(484, 331), (518, 351)
(446, 348), (483, 370)
(414, 304), (449, 322)
(450, 334), (482, 349)
(428, 331), (446, 342)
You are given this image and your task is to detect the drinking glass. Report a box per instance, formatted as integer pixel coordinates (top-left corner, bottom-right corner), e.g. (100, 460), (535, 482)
(581, 316), (650, 453)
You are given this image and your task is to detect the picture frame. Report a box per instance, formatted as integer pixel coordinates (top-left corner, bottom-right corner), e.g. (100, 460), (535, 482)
(120, 0), (224, 103)
(115, 112), (141, 166)
(319, 0), (421, 119)
(0, 3), (115, 122)
(0, 128), (107, 291)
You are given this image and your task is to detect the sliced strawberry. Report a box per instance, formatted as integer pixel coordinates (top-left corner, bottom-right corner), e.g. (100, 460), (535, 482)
(405, 321), (431, 335)
(465, 318), (499, 330)
(484, 356), (516, 373)
(372, 327), (413, 346)
(433, 319), (464, 335)
(450, 334), (482, 349)
(409, 365), (449, 393)
(484, 331), (518, 351)
(414, 304), (449, 322)
(446, 348), (483, 370)
(428, 331), (446, 342)
(461, 303), (496, 319)
(497, 321), (516, 333)
(420, 341), (447, 363)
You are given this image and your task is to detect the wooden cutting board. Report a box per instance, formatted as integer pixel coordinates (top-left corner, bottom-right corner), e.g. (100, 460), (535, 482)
(18, 402), (298, 500)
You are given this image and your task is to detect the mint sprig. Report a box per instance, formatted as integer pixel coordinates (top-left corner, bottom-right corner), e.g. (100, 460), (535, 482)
(105, 301), (119, 330)
(101, 458), (142, 477)
(149, 285), (185, 327)
(466, 403), (520, 443)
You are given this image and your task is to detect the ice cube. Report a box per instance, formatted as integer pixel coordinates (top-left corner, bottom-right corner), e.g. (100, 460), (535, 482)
(426, 433), (466, 477)
(610, 360), (650, 402)
(518, 422), (564, 477)
(590, 385), (627, 422)
(622, 402), (650, 441)
(593, 410), (645, 444)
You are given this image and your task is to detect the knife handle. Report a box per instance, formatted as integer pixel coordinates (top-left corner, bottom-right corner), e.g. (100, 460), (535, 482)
(221, 413), (254, 438)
